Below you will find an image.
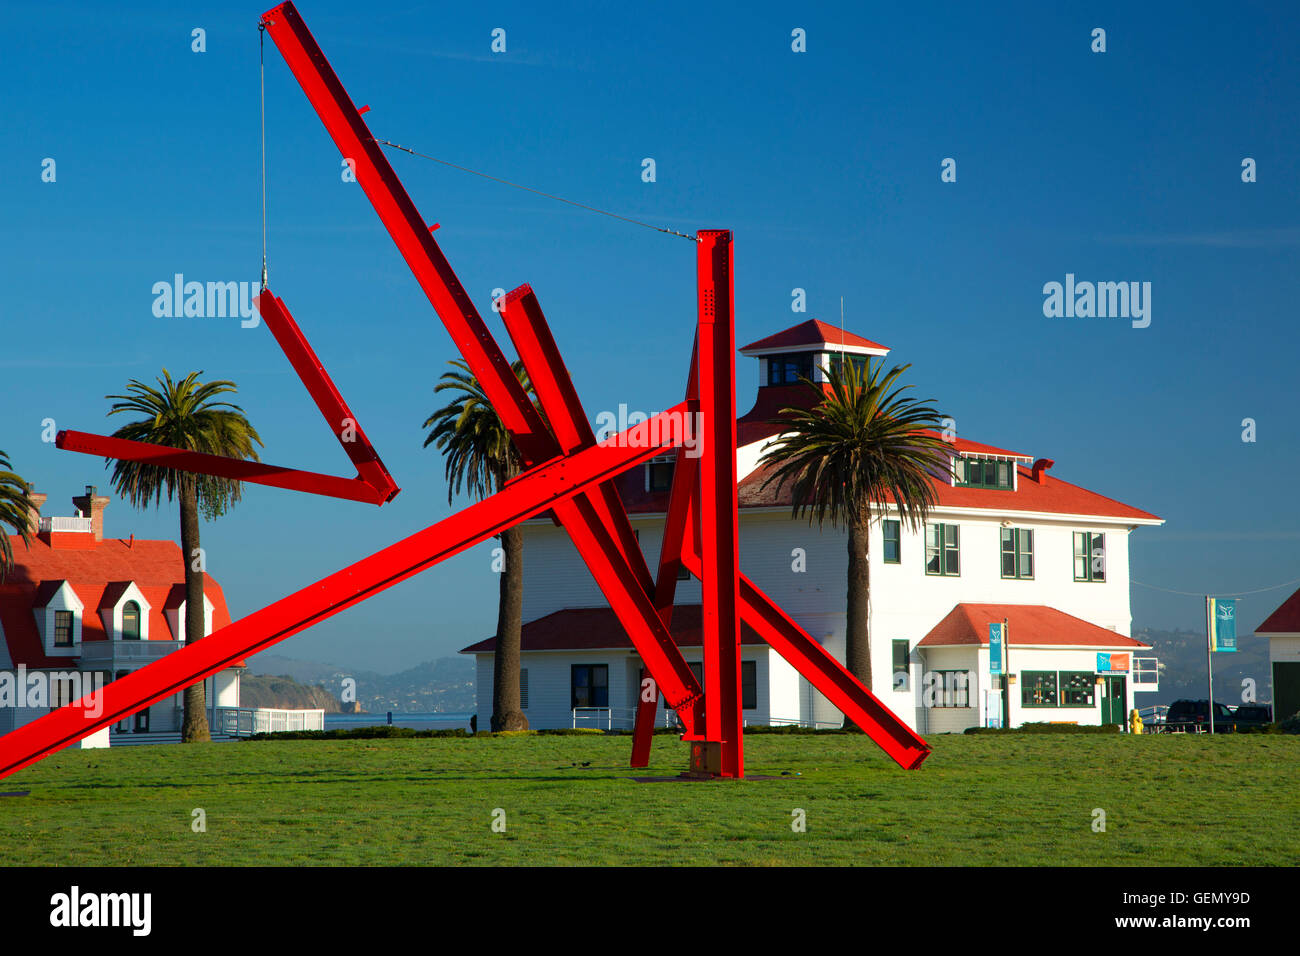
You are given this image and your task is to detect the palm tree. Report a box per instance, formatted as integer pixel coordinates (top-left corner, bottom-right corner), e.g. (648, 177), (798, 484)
(758, 359), (951, 705)
(105, 370), (262, 742)
(423, 359), (536, 732)
(0, 450), (33, 582)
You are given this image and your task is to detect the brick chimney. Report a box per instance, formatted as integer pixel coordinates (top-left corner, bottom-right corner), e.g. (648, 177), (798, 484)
(1031, 458), (1055, 485)
(26, 491), (47, 535)
(71, 485), (110, 542)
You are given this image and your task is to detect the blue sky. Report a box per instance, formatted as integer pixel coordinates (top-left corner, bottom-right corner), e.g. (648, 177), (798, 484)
(3, 1), (1297, 672)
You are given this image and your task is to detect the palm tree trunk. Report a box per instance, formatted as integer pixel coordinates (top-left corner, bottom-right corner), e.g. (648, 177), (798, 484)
(179, 476), (211, 743)
(490, 523), (528, 731)
(844, 517), (872, 723)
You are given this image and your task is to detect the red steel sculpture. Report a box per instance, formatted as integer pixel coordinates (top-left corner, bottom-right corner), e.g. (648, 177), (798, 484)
(0, 1), (930, 781)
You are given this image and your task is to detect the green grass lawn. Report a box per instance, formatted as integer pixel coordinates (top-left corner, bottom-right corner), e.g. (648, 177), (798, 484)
(1, 731), (1296, 866)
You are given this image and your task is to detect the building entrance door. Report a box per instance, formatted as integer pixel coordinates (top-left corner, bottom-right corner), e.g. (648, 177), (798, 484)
(1101, 676), (1127, 727)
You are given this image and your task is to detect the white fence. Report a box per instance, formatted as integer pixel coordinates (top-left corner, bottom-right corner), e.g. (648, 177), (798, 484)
(217, 707), (325, 737)
(80, 640), (183, 664)
(39, 516), (93, 533)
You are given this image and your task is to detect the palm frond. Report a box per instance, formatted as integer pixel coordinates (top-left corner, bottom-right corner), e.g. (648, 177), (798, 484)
(0, 448), (33, 582)
(422, 359), (537, 505)
(105, 369), (263, 519)
(757, 360), (952, 532)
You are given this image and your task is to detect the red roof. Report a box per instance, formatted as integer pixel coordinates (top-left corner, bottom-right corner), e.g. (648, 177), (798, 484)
(736, 383), (827, 447)
(461, 605), (766, 654)
(1257, 587), (1300, 635)
(0, 535), (234, 668)
(918, 604), (1150, 648)
(737, 460), (1160, 522)
(740, 320), (889, 355)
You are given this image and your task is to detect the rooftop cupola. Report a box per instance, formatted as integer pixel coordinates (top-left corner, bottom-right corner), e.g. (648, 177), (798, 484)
(739, 319), (890, 390)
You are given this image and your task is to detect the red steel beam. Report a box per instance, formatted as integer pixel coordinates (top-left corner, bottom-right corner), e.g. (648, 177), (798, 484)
(57, 291), (398, 506)
(261, 3), (704, 727)
(677, 531), (931, 769)
(500, 286), (651, 597)
(652, 337), (700, 619)
(631, 339), (699, 765)
(256, 290), (398, 500)
(56, 430), (387, 505)
(695, 230), (743, 777)
(261, 2), (551, 462)
(500, 286), (703, 726)
(0, 408), (688, 781)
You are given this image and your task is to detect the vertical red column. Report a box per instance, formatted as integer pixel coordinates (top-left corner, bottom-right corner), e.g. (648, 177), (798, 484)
(695, 230), (744, 778)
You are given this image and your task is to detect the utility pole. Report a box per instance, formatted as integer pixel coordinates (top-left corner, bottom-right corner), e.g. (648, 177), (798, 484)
(1205, 596), (1215, 735)
(1002, 618), (1011, 731)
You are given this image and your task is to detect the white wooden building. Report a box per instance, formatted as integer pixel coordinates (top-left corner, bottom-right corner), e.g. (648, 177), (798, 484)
(1256, 588), (1300, 722)
(463, 320), (1163, 733)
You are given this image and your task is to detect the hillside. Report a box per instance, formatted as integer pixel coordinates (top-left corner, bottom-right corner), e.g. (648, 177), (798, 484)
(1134, 627), (1274, 708)
(238, 674), (343, 713)
(245, 654), (475, 714)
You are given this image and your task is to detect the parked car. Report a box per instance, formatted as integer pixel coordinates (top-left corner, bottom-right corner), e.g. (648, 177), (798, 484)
(1224, 703), (1273, 732)
(1163, 699), (1234, 733)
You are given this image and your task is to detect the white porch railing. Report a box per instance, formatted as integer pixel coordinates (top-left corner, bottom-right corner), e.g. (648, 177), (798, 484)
(39, 516), (93, 533)
(216, 707), (325, 737)
(1133, 656), (1159, 691)
(571, 706), (638, 730)
(79, 640), (184, 664)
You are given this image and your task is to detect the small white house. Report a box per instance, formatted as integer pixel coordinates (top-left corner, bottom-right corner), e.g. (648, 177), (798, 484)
(0, 486), (245, 744)
(463, 320), (1163, 733)
(1256, 587), (1300, 722)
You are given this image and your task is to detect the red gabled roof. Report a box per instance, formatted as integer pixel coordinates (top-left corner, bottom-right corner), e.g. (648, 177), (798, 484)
(460, 605), (766, 654)
(98, 581), (132, 611)
(737, 461), (1160, 522)
(740, 320), (888, 355)
(0, 535), (235, 668)
(918, 604), (1150, 648)
(1257, 587), (1300, 635)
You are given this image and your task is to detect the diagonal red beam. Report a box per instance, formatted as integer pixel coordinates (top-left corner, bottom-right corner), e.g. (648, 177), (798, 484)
(57, 291), (399, 506)
(500, 285), (651, 597)
(261, 2), (551, 461)
(261, 2), (704, 729)
(652, 336), (700, 619)
(677, 532), (932, 770)
(499, 286), (703, 725)
(632, 337), (700, 765)
(56, 430), (388, 505)
(256, 290), (398, 500)
(0, 408), (689, 782)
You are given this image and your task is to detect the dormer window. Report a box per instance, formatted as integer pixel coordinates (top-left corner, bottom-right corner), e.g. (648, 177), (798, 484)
(766, 352), (814, 386)
(122, 601), (141, 640)
(35, 579), (84, 655)
(955, 457), (1013, 489)
(100, 582), (151, 642)
(646, 456), (675, 493)
(54, 611), (74, 647)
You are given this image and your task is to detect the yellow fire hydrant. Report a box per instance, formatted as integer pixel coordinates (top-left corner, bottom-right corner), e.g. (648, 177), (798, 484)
(1129, 708), (1143, 735)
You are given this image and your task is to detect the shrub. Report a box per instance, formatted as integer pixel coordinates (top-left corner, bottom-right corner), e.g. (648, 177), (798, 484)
(242, 727), (470, 741)
(964, 722), (1122, 735)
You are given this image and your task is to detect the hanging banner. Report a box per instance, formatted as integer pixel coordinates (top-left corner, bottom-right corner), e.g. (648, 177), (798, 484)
(989, 623), (1004, 676)
(1096, 652), (1130, 674)
(1208, 597), (1238, 652)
